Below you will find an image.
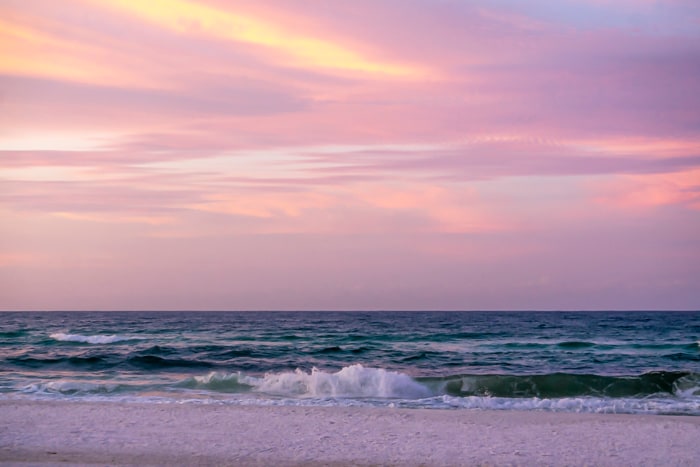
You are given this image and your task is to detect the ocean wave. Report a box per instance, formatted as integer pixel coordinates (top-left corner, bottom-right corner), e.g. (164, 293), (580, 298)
(427, 371), (698, 399)
(494, 340), (697, 351)
(8, 355), (110, 369)
(311, 346), (371, 355)
(672, 373), (700, 398)
(665, 352), (700, 362)
(184, 364), (432, 399)
(181, 367), (700, 401)
(10, 365), (700, 415)
(0, 330), (27, 338)
(179, 372), (255, 393)
(127, 355), (215, 369)
(556, 341), (596, 349)
(50, 332), (131, 344)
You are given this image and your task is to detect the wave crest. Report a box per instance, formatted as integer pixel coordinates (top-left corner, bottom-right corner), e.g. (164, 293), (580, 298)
(187, 365), (431, 399)
(258, 365), (431, 398)
(50, 332), (130, 344)
(432, 371), (696, 399)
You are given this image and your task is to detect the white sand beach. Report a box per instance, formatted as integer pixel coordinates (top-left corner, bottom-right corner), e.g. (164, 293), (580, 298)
(1, 400), (698, 466)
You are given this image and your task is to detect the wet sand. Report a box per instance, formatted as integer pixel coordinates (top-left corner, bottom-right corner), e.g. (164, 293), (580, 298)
(1, 400), (698, 466)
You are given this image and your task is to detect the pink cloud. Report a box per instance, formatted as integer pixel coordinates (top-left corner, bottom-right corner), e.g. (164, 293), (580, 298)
(1, 0), (699, 310)
(592, 169), (700, 211)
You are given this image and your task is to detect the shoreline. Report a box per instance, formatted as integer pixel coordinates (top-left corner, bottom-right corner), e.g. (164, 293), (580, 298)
(2, 400), (699, 466)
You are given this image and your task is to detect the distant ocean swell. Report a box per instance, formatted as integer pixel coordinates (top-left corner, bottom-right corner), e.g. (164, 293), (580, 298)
(9, 335), (700, 373)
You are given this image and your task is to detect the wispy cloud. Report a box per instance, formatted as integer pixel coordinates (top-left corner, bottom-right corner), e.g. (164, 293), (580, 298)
(1, 0), (698, 310)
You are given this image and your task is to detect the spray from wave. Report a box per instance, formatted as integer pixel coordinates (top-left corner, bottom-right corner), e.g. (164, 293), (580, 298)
(184, 364), (432, 399)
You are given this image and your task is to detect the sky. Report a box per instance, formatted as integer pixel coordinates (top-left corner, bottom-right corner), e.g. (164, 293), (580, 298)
(1, 0), (699, 311)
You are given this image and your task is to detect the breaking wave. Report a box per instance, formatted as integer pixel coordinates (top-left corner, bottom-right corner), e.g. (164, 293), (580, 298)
(182, 364), (432, 399)
(9, 365), (700, 415)
(180, 366), (700, 401)
(429, 371), (700, 399)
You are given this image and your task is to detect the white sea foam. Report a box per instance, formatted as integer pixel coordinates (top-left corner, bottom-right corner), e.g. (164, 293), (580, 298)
(673, 374), (700, 398)
(260, 365), (431, 398)
(438, 395), (700, 415)
(50, 332), (130, 344)
(193, 365), (432, 399)
(22, 380), (120, 395)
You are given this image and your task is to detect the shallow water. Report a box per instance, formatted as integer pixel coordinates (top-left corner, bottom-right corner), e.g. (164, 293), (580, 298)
(1, 311), (698, 414)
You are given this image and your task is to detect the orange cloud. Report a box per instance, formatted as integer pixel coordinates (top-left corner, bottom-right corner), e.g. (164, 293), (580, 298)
(90, 0), (428, 78)
(0, 16), (155, 87)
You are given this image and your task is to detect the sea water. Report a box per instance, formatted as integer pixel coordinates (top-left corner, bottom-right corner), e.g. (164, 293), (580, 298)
(1, 311), (698, 414)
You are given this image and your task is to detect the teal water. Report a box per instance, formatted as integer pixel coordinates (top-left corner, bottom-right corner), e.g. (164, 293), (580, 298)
(1, 311), (699, 414)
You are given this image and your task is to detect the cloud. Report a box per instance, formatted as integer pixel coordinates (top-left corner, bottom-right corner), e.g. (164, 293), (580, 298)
(592, 169), (700, 210)
(87, 0), (429, 78)
(2, 0), (699, 310)
(0, 74), (308, 133)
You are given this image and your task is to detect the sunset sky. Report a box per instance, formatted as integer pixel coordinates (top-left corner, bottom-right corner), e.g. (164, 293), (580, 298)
(1, 0), (699, 311)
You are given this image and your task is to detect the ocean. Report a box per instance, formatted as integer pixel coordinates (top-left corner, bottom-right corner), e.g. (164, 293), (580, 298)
(1, 311), (698, 415)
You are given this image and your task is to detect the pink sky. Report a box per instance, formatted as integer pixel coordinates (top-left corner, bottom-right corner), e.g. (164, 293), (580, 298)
(1, 0), (699, 310)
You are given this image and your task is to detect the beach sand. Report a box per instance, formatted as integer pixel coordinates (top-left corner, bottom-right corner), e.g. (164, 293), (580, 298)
(1, 400), (698, 466)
